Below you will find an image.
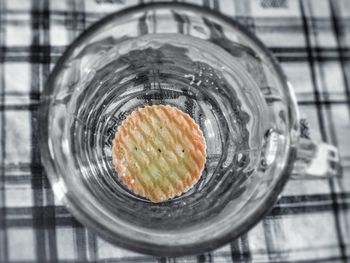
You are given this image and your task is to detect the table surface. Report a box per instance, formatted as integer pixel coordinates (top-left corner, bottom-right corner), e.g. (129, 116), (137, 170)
(0, 0), (349, 262)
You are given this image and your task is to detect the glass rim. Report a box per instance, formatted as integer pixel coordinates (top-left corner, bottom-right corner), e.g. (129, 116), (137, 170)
(39, 2), (299, 256)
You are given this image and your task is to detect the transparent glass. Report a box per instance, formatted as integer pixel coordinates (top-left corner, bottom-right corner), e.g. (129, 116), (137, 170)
(39, 3), (338, 256)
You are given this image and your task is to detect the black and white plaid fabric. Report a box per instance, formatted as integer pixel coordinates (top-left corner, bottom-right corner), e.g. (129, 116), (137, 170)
(0, 0), (349, 262)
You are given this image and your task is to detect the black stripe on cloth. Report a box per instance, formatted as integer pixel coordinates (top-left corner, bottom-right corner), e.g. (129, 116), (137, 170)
(30, 0), (45, 260)
(329, 1), (350, 118)
(203, 0), (210, 8)
(0, 91), (41, 98)
(87, 230), (97, 262)
(270, 47), (350, 53)
(0, 104), (39, 111)
(197, 252), (212, 263)
(299, 0), (327, 140)
(0, 0), (8, 261)
(30, 0), (58, 261)
(308, 2), (339, 155)
(212, 0), (220, 11)
(267, 202), (350, 217)
(41, 0), (59, 260)
(230, 237), (252, 263)
(172, 8), (189, 34)
(0, 45), (349, 63)
(262, 218), (275, 262)
(278, 193), (350, 204)
(298, 99), (350, 106)
(3, 173), (49, 187)
(72, 219), (87, 261)
(239, 234), (252, 263)
(138, 9), (147, 35)
(231, 239), (241, 263)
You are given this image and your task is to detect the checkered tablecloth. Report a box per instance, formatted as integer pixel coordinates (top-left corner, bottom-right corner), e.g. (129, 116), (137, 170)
(0, 0), (349, 262)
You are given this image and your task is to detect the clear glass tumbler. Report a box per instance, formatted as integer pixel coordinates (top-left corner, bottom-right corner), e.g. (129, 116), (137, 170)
(39, 3), (339, 256)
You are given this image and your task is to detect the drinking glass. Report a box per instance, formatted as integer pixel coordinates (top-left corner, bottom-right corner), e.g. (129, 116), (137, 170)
(39, 3), (339, 256)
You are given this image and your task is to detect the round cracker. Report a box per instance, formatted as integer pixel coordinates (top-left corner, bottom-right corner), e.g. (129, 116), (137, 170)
(112, 105), (207, 202)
